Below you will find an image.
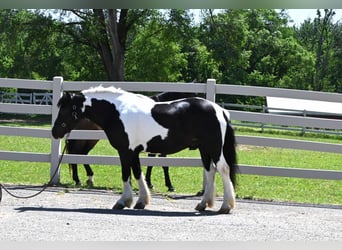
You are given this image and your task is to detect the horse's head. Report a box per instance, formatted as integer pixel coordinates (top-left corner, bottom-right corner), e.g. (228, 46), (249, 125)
(52, 92), (86, 139)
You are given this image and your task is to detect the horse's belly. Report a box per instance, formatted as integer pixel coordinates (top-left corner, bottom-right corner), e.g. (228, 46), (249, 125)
(145, 139), (188, 155)
(121, 112), (169, 150)
(145, 130), (197, 155)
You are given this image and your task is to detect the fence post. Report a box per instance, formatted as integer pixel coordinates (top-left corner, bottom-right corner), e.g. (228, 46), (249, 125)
(50, 76), (64, 185)
(206, 79), (216, 102)
(301, 109), (307, 135)
(261, 105), (266, 133)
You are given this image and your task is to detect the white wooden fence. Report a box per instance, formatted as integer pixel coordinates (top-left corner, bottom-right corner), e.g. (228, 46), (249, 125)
(1, 76), (342, 184)
(0, 91), (53, 105)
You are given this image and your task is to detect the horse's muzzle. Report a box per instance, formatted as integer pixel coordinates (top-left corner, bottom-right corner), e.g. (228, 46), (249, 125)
(51, 126), (67, 139)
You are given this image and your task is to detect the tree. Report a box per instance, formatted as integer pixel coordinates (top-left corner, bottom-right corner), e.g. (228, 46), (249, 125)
(0, 9), (108, 84)
(125, 9), (219, 83)
(124, 13), (187, 82)
(62, 9), (154, 81)
(0, 9), (63, 80)
(199, 9), (316, 89)
(295, 9), (339, 92)
(184, 38), (221, 83)
(199, 9), (250, 84)
(328, 22), (342, 92)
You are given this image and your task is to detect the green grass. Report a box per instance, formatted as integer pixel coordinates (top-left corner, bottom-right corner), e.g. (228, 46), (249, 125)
(0, 115), (341, 205)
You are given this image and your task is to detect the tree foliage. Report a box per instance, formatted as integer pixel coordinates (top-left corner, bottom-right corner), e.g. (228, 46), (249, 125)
(124, 10), (187, 82)
(295, 9), (341, 92)
(0, 9), (341, 96)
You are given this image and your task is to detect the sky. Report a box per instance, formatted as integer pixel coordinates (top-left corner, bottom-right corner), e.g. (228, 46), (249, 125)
(286, 9), (342, 26)
(191, 9), (342, 26)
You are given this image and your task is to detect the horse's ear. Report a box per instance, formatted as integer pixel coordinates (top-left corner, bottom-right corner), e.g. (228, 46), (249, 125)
(57, 92), (72, 107)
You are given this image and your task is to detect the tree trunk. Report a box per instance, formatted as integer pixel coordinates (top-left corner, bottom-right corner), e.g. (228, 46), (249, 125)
(313, 9), (334, 91)
(93, 9), (128, 81)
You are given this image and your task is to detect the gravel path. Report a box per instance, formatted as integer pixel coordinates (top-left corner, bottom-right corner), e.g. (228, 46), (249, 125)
(0, 185), (341, 241)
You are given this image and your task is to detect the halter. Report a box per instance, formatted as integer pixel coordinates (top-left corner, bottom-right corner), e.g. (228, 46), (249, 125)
(72, 105), (78, 120)
(60, 105), (79, 128)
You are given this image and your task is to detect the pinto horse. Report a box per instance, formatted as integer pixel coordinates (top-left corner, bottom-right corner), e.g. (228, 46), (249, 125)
(52, 86), (238, 213)
(66, 91), (197, 190)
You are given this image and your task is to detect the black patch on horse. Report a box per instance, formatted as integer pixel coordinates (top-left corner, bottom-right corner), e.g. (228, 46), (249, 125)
(84, 98), (130, 151)
(148, 98), (222, 157)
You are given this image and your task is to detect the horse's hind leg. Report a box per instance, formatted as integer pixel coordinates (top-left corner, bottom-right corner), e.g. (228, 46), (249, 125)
(145, 166), (153, 189)
(216, 157), (236, 214)
(84, 164), (94, 187)
(195, 165), (216, 211)
(145, 153), (155, 189)
(195, 149), (216, 212)
(131, 150), (150, 209)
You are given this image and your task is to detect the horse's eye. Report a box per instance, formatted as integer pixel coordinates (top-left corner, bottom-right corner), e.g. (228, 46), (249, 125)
(61, 123), (67, 128)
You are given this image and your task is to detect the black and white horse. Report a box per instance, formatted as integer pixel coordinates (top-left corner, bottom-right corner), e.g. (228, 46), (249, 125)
(52, 86), (238, 213)
(66, 91), (197, 190)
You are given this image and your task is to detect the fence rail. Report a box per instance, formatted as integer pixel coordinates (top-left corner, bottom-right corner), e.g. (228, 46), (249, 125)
(1, 77), (341, 184)
(3, 85), (342, 135)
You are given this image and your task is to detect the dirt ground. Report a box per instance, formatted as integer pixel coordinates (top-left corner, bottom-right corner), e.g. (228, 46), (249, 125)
(1, 185), (341, 241)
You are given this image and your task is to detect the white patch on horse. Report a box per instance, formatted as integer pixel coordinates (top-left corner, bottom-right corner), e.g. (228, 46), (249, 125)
(211, 103), (236, 210)
(117, 178), (133, 208)
(82, 86), (169, 150)
(136, 172), (151, 206)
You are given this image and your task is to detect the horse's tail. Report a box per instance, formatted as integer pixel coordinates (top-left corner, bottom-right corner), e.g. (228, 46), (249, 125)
(222, 110), (238, 188)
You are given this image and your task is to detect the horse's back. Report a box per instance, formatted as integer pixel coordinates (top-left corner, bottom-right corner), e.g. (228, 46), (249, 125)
(145, 97), (227, 154)
(151, 92), (197, 102)
(151, 97), (222, 129)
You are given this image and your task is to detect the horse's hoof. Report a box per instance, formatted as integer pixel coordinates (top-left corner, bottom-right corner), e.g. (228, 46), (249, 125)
(147, 184), (154, 190)
(86, 180), (94, 187)
(195, 203), (206, 212)
(134, 202), (145, 210)
(112, 203), (125, 210)
(75, 181), (82, 187)
(168, 187), (175, 192)
(195, 190), (204, 196)
(218, 207), (231, 214)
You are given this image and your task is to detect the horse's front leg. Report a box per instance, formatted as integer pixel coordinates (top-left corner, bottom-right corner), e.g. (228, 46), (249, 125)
(71, 163), (82, 186)
(162, 166), (175, 192)
(160, 153), (175, 192)
(132, 151), (150, 209)
(145, 153), (155, 189)
(84, 164), (94, 187)
(113, 151), (133, 210)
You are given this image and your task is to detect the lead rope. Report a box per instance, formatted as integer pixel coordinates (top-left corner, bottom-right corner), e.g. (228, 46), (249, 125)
(0, 141), (67, 204)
